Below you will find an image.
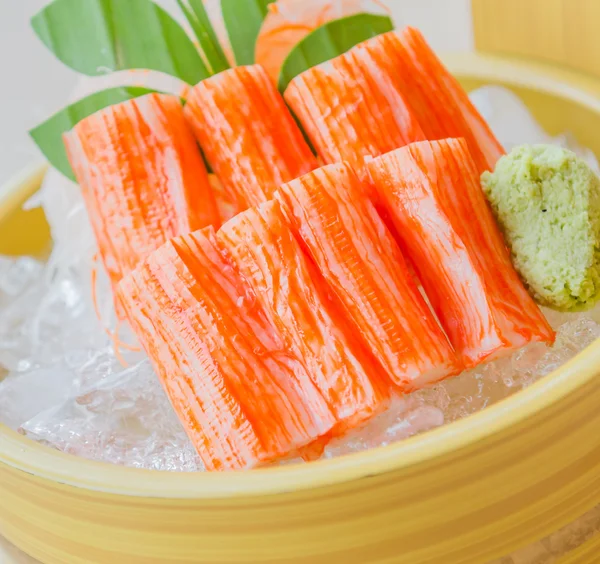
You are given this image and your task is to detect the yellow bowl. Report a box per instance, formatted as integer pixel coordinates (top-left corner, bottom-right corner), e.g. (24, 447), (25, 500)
(3, 42), (600, 564)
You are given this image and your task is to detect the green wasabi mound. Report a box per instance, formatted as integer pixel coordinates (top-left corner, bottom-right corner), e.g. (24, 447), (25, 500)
(481, 144), (600, 312)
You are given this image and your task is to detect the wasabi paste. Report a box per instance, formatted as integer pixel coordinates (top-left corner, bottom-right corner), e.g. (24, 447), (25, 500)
(481, 144), (600, 311)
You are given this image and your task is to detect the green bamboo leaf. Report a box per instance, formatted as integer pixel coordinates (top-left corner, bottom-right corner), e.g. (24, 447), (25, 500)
(220, 0), (273, 65)
(176, 0), (230, 74)
(30, 87), (154, 181)
(31, 0), (209, 84)
(278, 13), (394, 92)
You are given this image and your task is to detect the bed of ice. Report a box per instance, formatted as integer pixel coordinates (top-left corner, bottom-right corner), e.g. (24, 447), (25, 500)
(1, 86), (599, 559)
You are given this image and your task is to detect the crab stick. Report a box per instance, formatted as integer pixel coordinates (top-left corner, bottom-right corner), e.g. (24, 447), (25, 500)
(117, 227), (335, 471)
(255, 0), (384, 82)
(284, 42), (425, 188)
(64, 93), (220, 304)
(367, 27), (505, 174)
(367, 139), (554, 367)
(184, 65), (318, 218)
(217, 200), (389, 431)
(275, 163), (461, 390)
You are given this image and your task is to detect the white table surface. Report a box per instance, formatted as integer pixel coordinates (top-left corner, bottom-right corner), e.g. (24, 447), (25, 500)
(0, 1), (471, 561)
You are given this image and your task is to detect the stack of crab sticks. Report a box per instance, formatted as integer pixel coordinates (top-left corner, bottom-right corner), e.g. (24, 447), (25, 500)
(65, 26), (554, 470)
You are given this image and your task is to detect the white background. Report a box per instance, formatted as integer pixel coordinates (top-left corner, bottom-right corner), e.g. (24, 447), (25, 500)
(0, 1), (472, 561)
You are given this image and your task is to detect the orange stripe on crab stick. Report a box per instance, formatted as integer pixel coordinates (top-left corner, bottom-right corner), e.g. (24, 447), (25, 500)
(117, 227), (335, 471)
(208, 173), (239, 224)
(184, 65), (318, 216)
(275, 163), (462, 391)
(64, 93), (220, 307)
(367, 139), (554, 367)
(283, 43), (425, 187)
(217, 200), (389, 432)
(381, 27), (505, 174)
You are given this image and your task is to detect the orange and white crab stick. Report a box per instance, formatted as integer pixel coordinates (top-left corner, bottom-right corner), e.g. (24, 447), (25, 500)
(367, 139), (554, 367)
(372, 27), (505, 174)
(118, 227), (336, 471)
(64, 93), (220, 303)
(217, 200), (389, 432)
(185, 65), (318, 220)
(255, 0), (388, 82)
(276, 163), (462, 390)
(284, 42), (425, 188)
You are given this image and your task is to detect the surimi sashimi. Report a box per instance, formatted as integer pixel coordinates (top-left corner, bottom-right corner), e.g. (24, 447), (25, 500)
(283, 42), (425, 187)
(64, 93), (220, 307)
(275, 163), (462, 390)
(367, 27), (505, 174)
(184, 65), (318, 218)
(117, 227), (336, 471)
(217, 200), (389, 432)
(367, 139), (554, 367)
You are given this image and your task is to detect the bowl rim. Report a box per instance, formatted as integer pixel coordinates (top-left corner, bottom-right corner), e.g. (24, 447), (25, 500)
(0, 161), (48, 224)
(2, 52), (600, 500)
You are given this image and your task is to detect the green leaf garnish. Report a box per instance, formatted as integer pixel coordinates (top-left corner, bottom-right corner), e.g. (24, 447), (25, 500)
(176, 0), (230, 74)
(31, 0), (210, 85)
(29, 87), (154, 181)
(278, 13), (394, 92)
(220, 0), (273, 65)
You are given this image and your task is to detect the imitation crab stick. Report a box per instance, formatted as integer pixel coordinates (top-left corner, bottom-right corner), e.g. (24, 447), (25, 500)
(217, 200), (389, 431)
(255, 0), (388, 82)
(64, 93), (220, 303)
(117, 227), (335, 471)
(284, 41), (425, 187)
(184, 65), (318, 218)
(367, 139), (555, 367)
(371, 27), (505, 174)
(275, 163), (462, 390)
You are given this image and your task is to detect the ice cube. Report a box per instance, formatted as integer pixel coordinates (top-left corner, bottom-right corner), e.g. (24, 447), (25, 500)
(21, 358), (203, 472)
(323, 398), (445, 458)
(0, 264), (111, 371)
(0, 256), (44, 299)
(0, 364), (78, 429)
(0, 346), (141, 430)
